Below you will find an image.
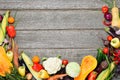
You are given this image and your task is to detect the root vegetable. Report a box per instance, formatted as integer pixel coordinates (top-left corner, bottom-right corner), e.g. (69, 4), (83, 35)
(26, 73), (33, 80)
(48, 74), (67, 80)
(12, 39), (19, 68)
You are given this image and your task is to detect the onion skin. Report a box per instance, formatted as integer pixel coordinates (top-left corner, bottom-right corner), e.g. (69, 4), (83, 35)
(26, 73), (33, 80)
(103, 20), (111, 26)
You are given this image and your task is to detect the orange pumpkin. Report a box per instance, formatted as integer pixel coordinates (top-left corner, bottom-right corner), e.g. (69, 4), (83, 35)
(0, 46), (13, 76)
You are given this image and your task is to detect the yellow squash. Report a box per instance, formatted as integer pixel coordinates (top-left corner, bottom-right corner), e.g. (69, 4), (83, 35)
(74, 55), (97, 80)
(0, 46), (13, 76)
(111, 0), (120, 28)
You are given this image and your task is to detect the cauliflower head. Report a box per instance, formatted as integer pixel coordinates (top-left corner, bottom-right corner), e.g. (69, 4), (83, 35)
(43, 57), (62, 74)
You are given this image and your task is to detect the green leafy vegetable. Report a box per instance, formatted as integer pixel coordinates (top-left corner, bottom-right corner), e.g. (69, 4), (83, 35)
(96, 48), (106, 64)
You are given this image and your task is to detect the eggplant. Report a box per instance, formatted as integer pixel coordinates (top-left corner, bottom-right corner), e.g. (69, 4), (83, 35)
(109, 26), (118, 36)
(104, 27), (118, 37)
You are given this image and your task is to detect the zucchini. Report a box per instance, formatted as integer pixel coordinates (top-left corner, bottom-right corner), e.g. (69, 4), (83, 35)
(1, 11), (9, 35)
(0, 11), (9, 45)
(21, 52), (42, 80)
(0, 29), (4, 44)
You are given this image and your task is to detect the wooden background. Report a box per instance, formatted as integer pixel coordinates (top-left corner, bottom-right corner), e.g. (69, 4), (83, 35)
(0, 0), (120, 79)
(0, 0), (107, 61)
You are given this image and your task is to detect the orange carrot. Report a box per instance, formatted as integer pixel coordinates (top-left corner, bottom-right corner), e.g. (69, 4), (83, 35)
(48, 74), (67, 80)
(12, 39), (19, 68)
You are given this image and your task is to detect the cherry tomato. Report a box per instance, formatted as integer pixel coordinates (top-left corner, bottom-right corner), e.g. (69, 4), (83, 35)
(102, 5), (109, 13)
(62, 59), (68, 66)
(32, 55), (40, 64)
(32, 63), (43, 72)
(88, 71), (98, 80)
(103, 47), (109, 54)
(107, 35), (113, 41)
(8, 16), (15, 24)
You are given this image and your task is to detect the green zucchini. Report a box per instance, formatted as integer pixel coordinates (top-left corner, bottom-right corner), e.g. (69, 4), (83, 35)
(0, 11), (9, 45)
(1, 11), (9, 35)
(21, 52), (42, 80)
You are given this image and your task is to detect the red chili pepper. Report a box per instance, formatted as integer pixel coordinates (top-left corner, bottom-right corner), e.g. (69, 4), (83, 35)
(103, 20), (111, 26)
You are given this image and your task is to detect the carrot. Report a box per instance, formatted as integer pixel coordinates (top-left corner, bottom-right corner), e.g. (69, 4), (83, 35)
(48, 74), (67, 80)
(12, 39), (19, 68)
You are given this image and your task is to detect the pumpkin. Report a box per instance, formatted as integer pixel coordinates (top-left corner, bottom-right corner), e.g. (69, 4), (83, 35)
(0, 46), (13, 76)
(74, 55), (97, 80)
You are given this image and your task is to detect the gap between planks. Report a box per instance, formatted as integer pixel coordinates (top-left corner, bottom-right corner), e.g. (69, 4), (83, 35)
(16, 28), (104, 31)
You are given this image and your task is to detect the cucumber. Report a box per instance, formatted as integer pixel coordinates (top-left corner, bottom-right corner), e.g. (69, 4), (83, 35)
(1, 11), (9, 35)
(21, 52), (42, 80)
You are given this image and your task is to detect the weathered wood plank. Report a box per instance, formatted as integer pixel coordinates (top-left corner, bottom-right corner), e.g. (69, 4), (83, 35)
(0, 0), (111, 9)
(4, 10), (104, 30)
(15, 30), (107, 49)
(19, 48), (97, 63)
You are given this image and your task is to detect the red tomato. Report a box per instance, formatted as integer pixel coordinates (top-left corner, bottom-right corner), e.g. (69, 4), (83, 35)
(6, 25), (15, 31)
(107, 35), (113, 41)
(62, 59), (68, 66)
(102, 6), (109, 13)
(88, 71), (98, 80)
(6, 25), (16, 38)
(8, 30), (16, 38)
(32, 63), (44, 72)
(103, 47), (109, 54)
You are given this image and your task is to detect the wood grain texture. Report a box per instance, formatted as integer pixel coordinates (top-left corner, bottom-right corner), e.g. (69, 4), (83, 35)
(0, 0), (112, 9)
(19, 48), (97, 63)
(15, 30), (107, 49)
(1, 0), (120, 79)
(8, 10), (103, 30)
